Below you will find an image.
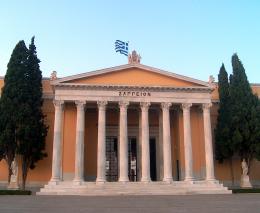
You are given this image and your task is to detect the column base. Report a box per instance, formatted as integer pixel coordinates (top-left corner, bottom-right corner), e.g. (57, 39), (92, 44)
(49, 178), (60, 185)
(141, 178), (151, 183)
(119, 177), (129, 183)
(205, 178), (219, 184)
(163, 177), (173, 183)
(73, 179), (84, 185)
(184, 177), (195, 183)
(96, 178), (106, 184)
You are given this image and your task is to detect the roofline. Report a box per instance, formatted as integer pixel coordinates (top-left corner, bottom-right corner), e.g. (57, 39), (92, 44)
(251, 83), (260, 86)
(51, 63), (210, 87)
(212, 82), (260, 87)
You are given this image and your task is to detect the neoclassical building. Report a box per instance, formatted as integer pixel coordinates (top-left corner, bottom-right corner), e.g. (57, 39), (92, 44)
(0, 51), (260, 195)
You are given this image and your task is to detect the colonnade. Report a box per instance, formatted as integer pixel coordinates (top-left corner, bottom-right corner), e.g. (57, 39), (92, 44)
(50, 100), (215, 184)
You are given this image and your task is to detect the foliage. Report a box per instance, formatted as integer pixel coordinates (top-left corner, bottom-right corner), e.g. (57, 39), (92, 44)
(0, 41), (28, 182)
(16, 37), (48, 190)
(215, 54), (260, 177)
(0, 38), (48, 189)
(232, 188), (260, 193)
(215, 64), (233, 162)
(228, 54), (260, 172)
(0, 190), (31, 195)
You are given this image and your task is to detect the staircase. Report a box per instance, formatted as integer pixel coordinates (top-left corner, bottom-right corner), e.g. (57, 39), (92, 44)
(37, 181), (231, 196)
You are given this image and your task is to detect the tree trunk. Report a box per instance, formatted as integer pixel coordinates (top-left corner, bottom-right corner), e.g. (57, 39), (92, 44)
(21, 159), (28, 190)
(8, 162), (12, 183)
(229, 157), (235, 186)
(6, 155), (14, 184)
(247, 156), (252, 175)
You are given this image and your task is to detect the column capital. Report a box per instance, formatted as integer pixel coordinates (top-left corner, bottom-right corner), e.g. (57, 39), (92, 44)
(53, 100), (64, 109)
(119, 101), (129, 108)
(202, 103), (212, 110)
(140, 102), (151, 110)
(75, 100), (86, 110)
(161, 102), (172, 110)
(97, 101), (108, 110)
(182, 103), (192, 110)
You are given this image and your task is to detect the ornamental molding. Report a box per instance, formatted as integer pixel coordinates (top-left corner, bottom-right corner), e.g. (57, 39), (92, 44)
(202, 103), (213, 110)
(140, 102), (151, 110)
(54, 83), (213, 93)
(97, 100), (108, 110)
(53, 100), (64, 109)
(119, 101), (129, 108)
(75, 100), (86, 110)
(161, 102), (172, 110)
(182, 103), (192, 110)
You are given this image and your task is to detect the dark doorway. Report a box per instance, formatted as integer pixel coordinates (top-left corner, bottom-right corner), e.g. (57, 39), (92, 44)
(149, 138), (157, 181)
(128, 138), (137, 181)
(106, 137), (118, 182)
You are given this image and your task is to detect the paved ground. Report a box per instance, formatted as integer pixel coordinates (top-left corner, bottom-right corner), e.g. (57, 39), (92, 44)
(0, 194), (259, 213)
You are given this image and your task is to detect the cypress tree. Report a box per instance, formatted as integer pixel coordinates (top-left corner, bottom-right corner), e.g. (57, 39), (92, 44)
(214, 64), (235, 184)
(17, 37), (48, 189)
(215, 64), (232, 162)
(0, 41), (28, 183)
(229, 53), (260, 173)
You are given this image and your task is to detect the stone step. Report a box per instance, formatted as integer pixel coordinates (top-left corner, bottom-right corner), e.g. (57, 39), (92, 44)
(43, 184), (227, 190)
(37, 189), (231, 196)
(38, 189), (231, 195)
(37, 180), (231, 195)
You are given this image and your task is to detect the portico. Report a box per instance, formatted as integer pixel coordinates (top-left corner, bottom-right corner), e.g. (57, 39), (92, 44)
(38, 52), (230, 195)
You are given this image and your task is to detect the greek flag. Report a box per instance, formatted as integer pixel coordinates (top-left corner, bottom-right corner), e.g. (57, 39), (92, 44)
(115, 40), (128, 56)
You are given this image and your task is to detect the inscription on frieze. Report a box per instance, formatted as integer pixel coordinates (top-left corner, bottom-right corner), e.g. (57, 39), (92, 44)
(118, 91), (151, 97)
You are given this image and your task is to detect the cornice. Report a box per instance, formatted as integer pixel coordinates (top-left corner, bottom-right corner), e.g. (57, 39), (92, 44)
(54, 83), (213, 93)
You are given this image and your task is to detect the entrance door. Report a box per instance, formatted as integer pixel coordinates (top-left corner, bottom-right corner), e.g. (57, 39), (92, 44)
(106, 137), (118, 182)
(128, 138), (137, 181)
(150, 138), (157, 181)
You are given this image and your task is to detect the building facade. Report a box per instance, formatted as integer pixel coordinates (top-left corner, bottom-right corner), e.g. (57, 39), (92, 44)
(0, 52), (260, 195)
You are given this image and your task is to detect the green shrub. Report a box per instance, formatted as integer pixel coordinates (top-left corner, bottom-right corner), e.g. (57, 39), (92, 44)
(232, 188), (260, 193)
(0, 190), (31, 195)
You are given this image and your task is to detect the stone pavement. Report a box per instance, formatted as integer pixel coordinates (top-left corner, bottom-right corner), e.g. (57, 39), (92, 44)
(0, 194), (259, 213)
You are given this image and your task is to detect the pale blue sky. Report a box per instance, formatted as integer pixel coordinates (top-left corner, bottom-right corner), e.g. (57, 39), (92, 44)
(0, 1), (260, 82)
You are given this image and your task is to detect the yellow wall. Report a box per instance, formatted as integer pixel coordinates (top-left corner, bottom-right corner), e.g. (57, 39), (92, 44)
(0, 74), (259, 186)
(62, 103), (76, 177)
(0, 79), (54, 183)
(65, 68), (202, 87)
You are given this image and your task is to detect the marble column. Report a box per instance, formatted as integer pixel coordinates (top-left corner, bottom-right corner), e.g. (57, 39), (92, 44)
(202, 103), (216, 181)
(161, 102), (173, 182)
(73, 101), (86, 184)
(182, 103), (194, 181)
(138, 109), (142, 181)
(119, 101), (129, 182)
(158, 109), (164, 181)
(156, 108), (164, 181)
(50, 100), (64, 184)
(96, 101), (107, 183)
(140, 102), (151, 182)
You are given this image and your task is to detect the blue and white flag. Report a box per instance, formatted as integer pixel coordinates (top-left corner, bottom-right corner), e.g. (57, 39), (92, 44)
(115, 40), (129, 56)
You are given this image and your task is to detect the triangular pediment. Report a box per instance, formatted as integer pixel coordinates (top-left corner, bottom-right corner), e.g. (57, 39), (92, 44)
(53, 64), (209, 88)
